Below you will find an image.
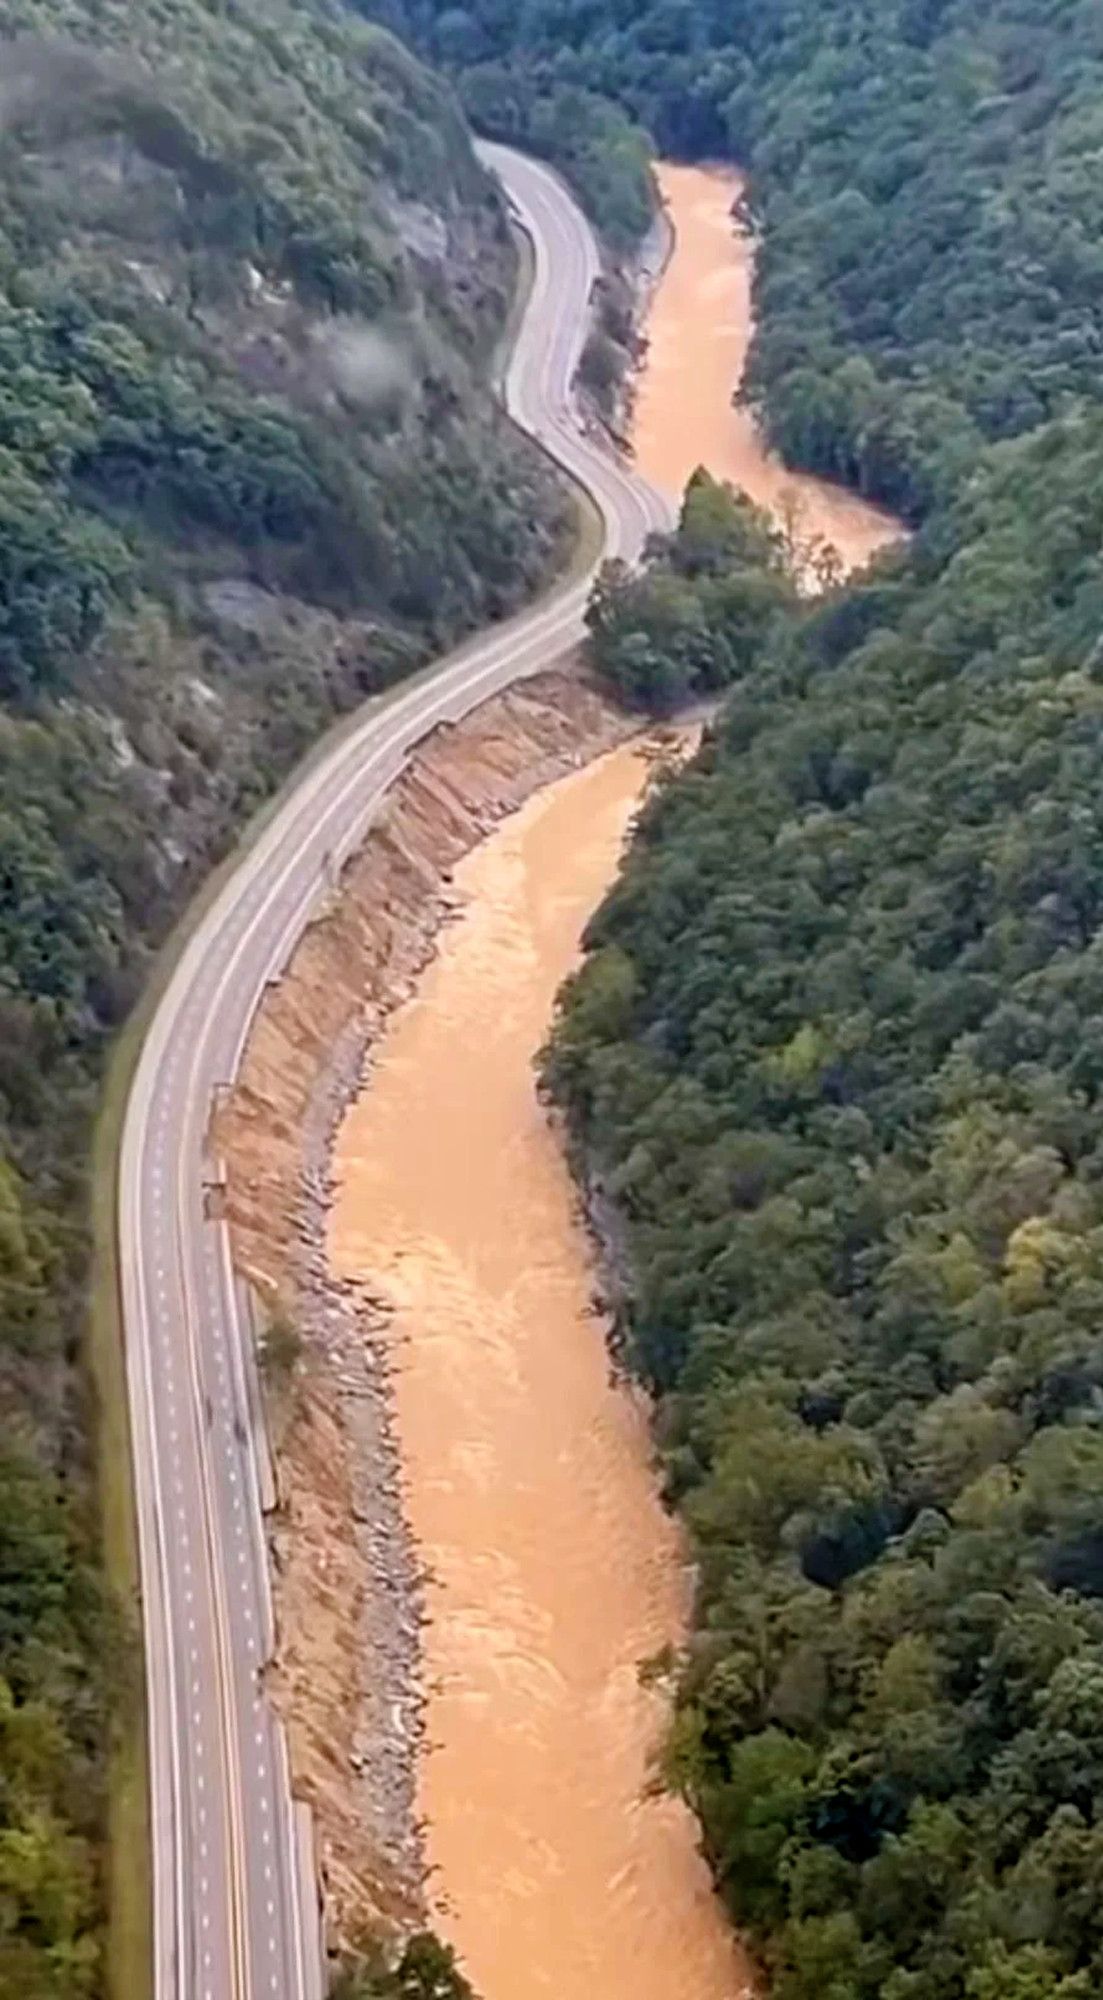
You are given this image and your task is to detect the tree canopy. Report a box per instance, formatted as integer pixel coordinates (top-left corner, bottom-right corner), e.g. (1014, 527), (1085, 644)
(331, 1931), (475, 2000)
(376, 0), (1103, 518)
(0, 0), (569, 1988)
(8, 0), (1103, 1990)
(358, 3), (1103, 1988)
(546, 412), (1103, 1995)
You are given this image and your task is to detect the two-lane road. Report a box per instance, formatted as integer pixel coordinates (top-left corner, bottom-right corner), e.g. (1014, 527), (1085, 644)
(119, 144), (672, 2000)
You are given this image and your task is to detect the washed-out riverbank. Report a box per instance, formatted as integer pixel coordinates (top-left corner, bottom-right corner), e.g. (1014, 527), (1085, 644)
(633, 162), (898, 571)
(216, 671), (636, 1942)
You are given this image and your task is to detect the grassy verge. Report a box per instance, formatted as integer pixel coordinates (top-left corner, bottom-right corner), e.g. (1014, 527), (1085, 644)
(90, 1020), (151, 2000)
(93, 189), (607, 2000)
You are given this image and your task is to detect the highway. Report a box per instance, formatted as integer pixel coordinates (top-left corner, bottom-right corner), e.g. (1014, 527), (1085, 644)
(118, 143), (672, 2000)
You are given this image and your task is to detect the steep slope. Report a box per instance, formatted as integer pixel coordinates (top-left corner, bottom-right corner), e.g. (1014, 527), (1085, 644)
(0, 4), (566, 1992)
(369, 0), (1103, 519)
(545, 430), (1103, 2000)
(327, 1), (1103, 1994)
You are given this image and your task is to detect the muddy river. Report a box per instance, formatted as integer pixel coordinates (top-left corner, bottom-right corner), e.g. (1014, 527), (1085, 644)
(633, 162), (897, 571)
(330, 743), (752, 2000)
(326, 161), (899, 2000)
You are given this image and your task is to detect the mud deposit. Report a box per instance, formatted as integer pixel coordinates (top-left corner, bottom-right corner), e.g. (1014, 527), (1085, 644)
(633, 161), (898, 572)
(329, 743), (752, 2000)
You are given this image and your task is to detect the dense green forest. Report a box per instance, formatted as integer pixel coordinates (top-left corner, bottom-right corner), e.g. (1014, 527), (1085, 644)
(8, 0), (1103, 1990)
(373, 0), (1103, 520)
(353, 1), (1103, 1990)
(547, 451), (1103, 1996)
(0, 2), (565, 1989)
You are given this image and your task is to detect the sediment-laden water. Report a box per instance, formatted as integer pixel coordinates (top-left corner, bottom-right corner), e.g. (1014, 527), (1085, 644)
(329, 745), (753, 2000)
(633, 162), (897, 572)
(326, 164), (906, 1998)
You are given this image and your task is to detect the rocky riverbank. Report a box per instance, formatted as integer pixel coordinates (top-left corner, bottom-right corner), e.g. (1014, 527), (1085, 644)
(214, 666), (635, 1948)
(325, 724), (750, 2000)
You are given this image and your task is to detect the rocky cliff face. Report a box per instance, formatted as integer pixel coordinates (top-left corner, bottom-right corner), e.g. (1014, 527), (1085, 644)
(215, 668), (632, 1944)
(0, 8), (570, 1989)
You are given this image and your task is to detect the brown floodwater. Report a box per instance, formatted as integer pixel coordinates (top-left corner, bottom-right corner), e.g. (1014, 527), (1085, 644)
(330, 742), (753, 2000)
(633, 162), (899, 572)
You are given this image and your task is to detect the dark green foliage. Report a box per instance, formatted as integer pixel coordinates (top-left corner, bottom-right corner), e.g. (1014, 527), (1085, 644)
(331, 1931), (474, 2000)
(545, 412), (1103, 1994)
(0, 8), (567, 682)
(360, 0), (656, 241)
(373, 0), (1103, 518)
(388, 2), (1103, 1984)
(586, 472), (795, 711)
(0, 473), (131, 701)
(259, 1309), (303, 1390)
(0, 0), (569, 1989)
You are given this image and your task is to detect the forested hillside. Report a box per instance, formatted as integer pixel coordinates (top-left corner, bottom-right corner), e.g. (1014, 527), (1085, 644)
(8, 0), (1103, 1991)
(349, 0), (1103, 1994)
(0, 3), (565, 1990)
(373, 0), (1103, 520)
(547, 448), (1103, 1995)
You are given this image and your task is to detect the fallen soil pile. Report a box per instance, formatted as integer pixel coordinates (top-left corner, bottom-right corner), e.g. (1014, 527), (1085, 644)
(214, 665), (632, 1944)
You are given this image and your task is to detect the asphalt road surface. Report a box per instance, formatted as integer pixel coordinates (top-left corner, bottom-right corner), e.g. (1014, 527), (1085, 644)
(119, 144), (673, 2000)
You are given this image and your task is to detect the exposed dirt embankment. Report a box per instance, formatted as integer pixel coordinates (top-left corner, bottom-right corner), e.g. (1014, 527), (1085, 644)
(214, 667), (633, 1945)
